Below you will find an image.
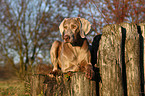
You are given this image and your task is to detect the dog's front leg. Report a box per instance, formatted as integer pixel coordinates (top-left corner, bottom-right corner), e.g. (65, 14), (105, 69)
(50, 41), (62, 75)
(84, 51), (95, 80)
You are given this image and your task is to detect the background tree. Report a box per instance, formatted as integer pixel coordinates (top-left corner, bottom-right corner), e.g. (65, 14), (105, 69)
(0, 0), (65, 79)
(87, 0), (145, 33)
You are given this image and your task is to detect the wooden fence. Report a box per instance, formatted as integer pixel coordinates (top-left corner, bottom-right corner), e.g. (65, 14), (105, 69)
(97, 23), (144, 96)
(30, 23), (144, 96)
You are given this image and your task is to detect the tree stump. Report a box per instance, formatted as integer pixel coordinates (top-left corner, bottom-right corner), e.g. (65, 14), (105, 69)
(97, 24), (124, 96)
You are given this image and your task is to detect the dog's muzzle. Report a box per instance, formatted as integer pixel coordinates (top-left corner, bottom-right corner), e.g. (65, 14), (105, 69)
(64, 35), (70, 42)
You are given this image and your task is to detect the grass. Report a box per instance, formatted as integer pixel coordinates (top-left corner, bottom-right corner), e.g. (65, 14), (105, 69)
(0, 79), (30, 96)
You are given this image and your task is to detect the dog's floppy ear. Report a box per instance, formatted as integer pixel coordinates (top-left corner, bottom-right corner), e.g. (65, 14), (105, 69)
(59, 18), (67, 35)
(79, 18), (91, 38)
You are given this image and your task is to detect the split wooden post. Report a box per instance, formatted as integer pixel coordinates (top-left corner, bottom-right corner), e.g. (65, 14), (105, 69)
(120, 23), (141, 96)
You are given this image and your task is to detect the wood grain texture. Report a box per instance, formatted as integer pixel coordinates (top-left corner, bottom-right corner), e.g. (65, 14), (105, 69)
(97, 24), (124, 96)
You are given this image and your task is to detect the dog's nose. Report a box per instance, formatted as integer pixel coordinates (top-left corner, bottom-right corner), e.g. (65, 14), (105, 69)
(64, 35), (70, 42)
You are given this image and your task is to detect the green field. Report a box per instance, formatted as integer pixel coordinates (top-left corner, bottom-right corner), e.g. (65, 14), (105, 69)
(0, 79), (30, 96)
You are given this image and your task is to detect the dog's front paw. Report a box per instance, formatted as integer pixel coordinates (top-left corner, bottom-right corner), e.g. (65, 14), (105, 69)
(85, 65), (95, 80)
(50, 70), (58, 76)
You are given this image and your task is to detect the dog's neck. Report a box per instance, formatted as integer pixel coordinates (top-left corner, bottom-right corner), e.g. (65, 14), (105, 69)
(71, 38), (86, 46)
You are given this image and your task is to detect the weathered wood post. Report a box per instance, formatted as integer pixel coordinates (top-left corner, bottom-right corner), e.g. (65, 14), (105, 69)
(64, 72), (96, 96)
(120, 23), (141, 96)
(139, 24), (145, 73)
(138, 23), (145, 95)
(54, 72), (96, 96)
(31, 74), (46, 96)
(97, 23), (143, 96)
(31, 72), (96, 96)
(97, 24), (124, 96)
(139, 23), (145, 68)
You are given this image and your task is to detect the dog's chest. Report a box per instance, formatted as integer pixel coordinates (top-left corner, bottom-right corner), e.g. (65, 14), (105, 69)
(61, 43), (84, 62)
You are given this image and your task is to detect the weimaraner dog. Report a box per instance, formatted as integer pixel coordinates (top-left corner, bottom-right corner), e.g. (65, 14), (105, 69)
(50, 17), (94, 79)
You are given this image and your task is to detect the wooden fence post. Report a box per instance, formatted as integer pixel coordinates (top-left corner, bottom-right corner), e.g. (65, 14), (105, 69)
(120, 23), (141, 96)
(31, 74), (46, 96)
(139, 24), (145, 67)
(65, 72), (96, 96)
(139, 23), (145, 95)
(97, 24), (124, 96)
(31, 72), (96, 96)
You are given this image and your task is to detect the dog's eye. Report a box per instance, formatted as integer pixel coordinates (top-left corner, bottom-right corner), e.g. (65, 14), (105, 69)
(71, 25), (77, 29)
(64, 26), (67, 29)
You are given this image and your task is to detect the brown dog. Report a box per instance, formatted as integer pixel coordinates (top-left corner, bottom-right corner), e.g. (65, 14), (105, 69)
(50, 17), (94, 79)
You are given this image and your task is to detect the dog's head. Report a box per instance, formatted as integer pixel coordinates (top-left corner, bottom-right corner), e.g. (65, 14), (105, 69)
(59, 17), (91, 43)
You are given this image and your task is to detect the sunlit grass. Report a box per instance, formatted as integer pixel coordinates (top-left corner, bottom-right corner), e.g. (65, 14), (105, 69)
(0, 79), (30, 96)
